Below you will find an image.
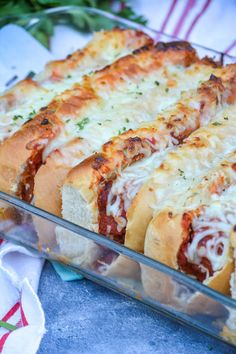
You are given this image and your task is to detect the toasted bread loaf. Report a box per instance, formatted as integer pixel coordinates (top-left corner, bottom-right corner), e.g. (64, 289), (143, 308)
(55, 68), (236, 272)
(33, 41), (205, 215)
(124, 102), (236, 253)
(61, 66), (236, 244)
(0, 29), (152, 142)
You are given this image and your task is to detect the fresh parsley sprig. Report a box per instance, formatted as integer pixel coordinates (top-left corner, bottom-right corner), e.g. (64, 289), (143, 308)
(0, 1), (147, 48)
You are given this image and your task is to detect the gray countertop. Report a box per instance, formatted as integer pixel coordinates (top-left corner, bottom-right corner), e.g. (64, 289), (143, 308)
(38, 262), (235, 354)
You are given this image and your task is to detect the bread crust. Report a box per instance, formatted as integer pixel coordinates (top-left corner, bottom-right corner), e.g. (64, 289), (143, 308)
(36, 41), (201, 216)
(141, 210), (234, 315)
(0, 29), (152, 145)
(0, 29), (152, 199)
(141, 150), (236, 312)
(38, 28), (153, 82)
(61, 66), (236, 250)
(0, 79), (46, 113)
(126, 111), (236, 256)
(0, 108), (61, 196)
(145, 210), (233, 293)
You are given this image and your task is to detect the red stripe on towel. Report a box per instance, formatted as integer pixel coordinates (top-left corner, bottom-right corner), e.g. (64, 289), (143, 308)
(185, 0), (211, 40)
(173, 0), (196, 37)
(0, 302), (21, 353)
(0, 333), (10, 352)
(1, 302), (20, 323)
(20, 303), (28, 327)
(160, 0), (178, 33)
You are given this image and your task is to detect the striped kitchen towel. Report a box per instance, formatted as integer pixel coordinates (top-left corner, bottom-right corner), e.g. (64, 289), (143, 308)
(0, 241), (45, 354)
(133, 0), (236, 56)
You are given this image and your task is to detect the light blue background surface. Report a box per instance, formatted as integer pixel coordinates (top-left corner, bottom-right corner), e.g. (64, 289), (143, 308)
(38, 262), (235, 354)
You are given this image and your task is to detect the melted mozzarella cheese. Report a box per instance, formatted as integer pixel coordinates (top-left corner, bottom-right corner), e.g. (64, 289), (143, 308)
(0, 33), (144, 142)
(176, 153), (236, 214)
(186, 186), (236, 275)
(44, 63), (215, 161)
(0, 91), (55, 141)
(148, 105), (236, 213)
(106, 146), (174, 221)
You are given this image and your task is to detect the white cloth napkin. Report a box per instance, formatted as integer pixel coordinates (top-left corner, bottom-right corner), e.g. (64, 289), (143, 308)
(0, 241), (45, 354)
(0, 25), (52, 354)
(0, 2), (235, 352)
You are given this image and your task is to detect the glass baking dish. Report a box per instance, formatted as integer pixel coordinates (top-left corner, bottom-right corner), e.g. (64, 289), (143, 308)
(0, 6), (236, 347)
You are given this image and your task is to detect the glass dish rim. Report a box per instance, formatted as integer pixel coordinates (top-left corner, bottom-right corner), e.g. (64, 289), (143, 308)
(2, 191), (236, 310)
(0, 5), (236, 310)
(0, 5), (235, 61)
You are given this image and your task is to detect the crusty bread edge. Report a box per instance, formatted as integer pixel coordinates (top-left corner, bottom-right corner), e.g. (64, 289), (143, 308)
(141, 210), (233, 315)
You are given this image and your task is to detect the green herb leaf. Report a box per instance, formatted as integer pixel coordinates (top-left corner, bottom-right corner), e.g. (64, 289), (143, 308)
(13, 115), (23, 121)
(118, 126), (127, 135)
(0, 1), (148, 48)
(76, 117), (90, 130)
(165, 88), (169, 93)
(0, 320), (17, 331)
(178, 168), (186, 179)
(28, 110), (36, 120)
(212, 122), (222, 126)
(154, 81), (160, 86)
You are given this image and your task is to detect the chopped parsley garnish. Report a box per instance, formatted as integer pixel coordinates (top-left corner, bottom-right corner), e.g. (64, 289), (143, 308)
(97, 122), (102, 126)
(67, 74), (72, 79)
(125, 118), (130, 123)
(13, 114), (23, 121)
(66, 119), (71, 123)
(178, 169), (186, 179)
(118, 126), (127, 135)
(212, 122), (222, 126)
(155, 81), (160, 86)
(136, 92), (143, 95)
(224, 116), (228, 120)
(165, 88), (169, 93)
(76, 117), (90, 130)
(28, 110), (36, 119)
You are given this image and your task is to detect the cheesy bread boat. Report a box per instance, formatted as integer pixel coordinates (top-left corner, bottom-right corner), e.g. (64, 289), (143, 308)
(0, 29), (151, 143)
(142, 151), (236, 302)
(0, 40), (200, 205)
(55, 68), (236, 272)
(32, 41), (210, 216)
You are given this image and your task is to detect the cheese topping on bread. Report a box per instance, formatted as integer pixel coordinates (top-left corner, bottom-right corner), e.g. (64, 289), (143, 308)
(123, 105), (236, 253)
(149, 105), (236, 211)
(43, 61), (215, 162)
(34, 43), (215, 214)
(177, 186), (236, 282)
(0, 29), (152, 142)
